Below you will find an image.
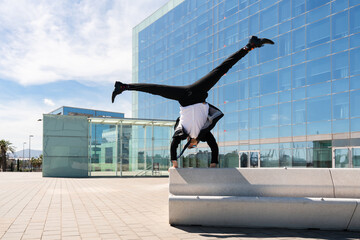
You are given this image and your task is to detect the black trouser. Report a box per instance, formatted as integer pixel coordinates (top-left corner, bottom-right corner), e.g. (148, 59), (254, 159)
(127, 48), (249, 107)
(126, 47), (250, 163)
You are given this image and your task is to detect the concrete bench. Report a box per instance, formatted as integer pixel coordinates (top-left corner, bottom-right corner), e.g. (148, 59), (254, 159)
(169, 168), (360, 231)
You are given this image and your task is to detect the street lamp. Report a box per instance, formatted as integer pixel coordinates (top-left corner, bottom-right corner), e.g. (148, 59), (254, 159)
(29, 135), (34, 171)
(21, 142), (26, 172)
(23, 142), (26, 160)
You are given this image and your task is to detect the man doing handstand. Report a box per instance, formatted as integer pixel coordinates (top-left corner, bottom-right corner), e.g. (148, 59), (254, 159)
(112, 36), (274, 168)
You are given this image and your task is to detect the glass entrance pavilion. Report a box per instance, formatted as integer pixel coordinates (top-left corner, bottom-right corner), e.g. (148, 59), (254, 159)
(42, 114), (175, 177)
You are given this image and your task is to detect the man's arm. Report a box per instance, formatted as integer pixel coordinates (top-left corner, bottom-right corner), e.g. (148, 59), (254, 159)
(204, 132), (219, 164)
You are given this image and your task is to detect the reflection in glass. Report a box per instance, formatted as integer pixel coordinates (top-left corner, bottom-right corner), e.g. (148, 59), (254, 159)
(332, 11), (348, 39)
(279, 90), (291, 103)
(307, 121), (331, 135)
(333, 119), (349, 133)
(260, 4), (277, 31)
(293, 124), (306, 136)
(293, 100), (306, 124)
(307, 82), (331, 98)
(350, 5), (360, 34)
(307, 95), (331, 122)
(279, 125), (292, 137)
(280, 148), (292, 167)
(293, 148), (306, 167)
(240, 152), (249, 167)
(260, 105), (278, 127)
(332, 37), (348, 53)
(222, 147), (239, 168)
(335, 148), (349, 168)
(307, 43), (330, 61)
(350, 90), (360, 118)
(292, 87), (306, 101)
(292, 51), (305, 65)
(306, 57), (331, 85)
(312, 141), (332, 167)
(279, 0), (291, 22)
(306, 18), (330, 48)
(292, 27), (305, 52)
(350, 47), (360, 76)
(293, 14), (305, 29)
(307, 4), (329, 23)
(333, 92), (349, 119)
(350, 75), (360, 90)
(261, 148), (279, 167)
(239, 110), (248, 130)
(332, 78), (349, 93)
(279, 67), (291, 90)
(332, 51), (349, 79)
(352, 148), (360, 168)
(260, 72), (277, 95)
(250, 152), (259, 168)
(279, 33), (291, 57)
(292, 63), (306, 88)
(332, 0), (348, 14)
(249, 108), (259, 129)
(260, 93), (277, 107)
(292, 0), (305, 17)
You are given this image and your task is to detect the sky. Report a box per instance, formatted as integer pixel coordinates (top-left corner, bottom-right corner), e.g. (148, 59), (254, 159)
(0, 0), (169, 152)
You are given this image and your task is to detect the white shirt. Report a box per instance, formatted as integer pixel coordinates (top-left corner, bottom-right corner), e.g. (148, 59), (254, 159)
(178, 102), (209, 139)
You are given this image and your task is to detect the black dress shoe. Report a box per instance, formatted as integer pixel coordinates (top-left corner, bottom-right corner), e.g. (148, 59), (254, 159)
(246, 36), (274, 50)
(111, 81), (127, 103)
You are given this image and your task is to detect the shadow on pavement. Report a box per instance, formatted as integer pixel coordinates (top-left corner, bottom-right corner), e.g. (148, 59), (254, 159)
(173, 225), (360, 240)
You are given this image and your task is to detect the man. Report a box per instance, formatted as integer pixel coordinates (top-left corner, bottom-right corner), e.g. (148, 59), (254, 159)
(112, 36), (274, 168)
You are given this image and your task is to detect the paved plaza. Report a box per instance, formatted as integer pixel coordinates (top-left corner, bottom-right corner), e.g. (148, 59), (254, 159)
(0, 173), (359, 240)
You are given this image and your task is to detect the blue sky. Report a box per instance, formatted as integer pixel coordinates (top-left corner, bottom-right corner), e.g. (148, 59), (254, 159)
(0, 0), (169, 151)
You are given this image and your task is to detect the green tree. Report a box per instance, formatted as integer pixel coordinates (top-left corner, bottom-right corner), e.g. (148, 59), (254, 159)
(0, 140), (15, 172)
(30, 154), (43, 170)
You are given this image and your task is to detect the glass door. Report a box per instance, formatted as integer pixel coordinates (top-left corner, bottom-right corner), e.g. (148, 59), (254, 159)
(333, 148), (349, 168)
(239, 151), (260, 168)
(352, 148), (360, 168)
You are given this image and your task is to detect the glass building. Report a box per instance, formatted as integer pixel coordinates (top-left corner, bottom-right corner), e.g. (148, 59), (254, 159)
(42, 114), (174, 177)
(133, 0), (360, 168)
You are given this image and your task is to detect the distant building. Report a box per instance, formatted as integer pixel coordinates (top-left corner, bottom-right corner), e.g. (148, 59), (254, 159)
(43, 107), (174, 177)
(49, 106), (125, 118)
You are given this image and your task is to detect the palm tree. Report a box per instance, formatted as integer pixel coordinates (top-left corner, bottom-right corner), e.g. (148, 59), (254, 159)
(0, 140), (15, 172)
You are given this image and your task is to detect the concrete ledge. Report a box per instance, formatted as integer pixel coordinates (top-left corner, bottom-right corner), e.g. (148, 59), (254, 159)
(169, 168), (335, 198)
(169, 168), (360, 231)
(330, 169), (360, 198)
(169, 195), (359, 231)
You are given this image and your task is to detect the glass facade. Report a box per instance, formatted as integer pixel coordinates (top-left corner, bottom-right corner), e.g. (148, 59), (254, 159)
(43, 114), (174, 177)
(133, 0), (360, 168)
(49, 106), (125, 118)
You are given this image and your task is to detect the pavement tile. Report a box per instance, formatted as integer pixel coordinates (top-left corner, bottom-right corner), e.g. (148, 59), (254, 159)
(40, 235), (61, 240)
(0, 173), (360, 240)
(61, 236), (81, 240)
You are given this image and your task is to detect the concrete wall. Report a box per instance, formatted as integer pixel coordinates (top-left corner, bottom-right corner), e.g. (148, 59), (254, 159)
(169, 168), (360, 231)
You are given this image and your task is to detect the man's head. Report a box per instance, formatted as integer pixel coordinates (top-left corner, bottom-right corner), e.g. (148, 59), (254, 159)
(187, 138), (199, 149)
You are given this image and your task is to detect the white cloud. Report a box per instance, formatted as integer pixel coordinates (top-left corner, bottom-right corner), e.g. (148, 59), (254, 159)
(0, 92), (133, 152)
(0, 99), (49, 152)
(0, 0), (168, 86)
(43, 98), (55, 106)
(0, 0), (169, 151)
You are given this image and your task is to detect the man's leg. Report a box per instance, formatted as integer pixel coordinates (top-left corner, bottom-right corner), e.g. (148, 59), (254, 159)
(112, 82), (187, 103)
(189, 36), (274, 94)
